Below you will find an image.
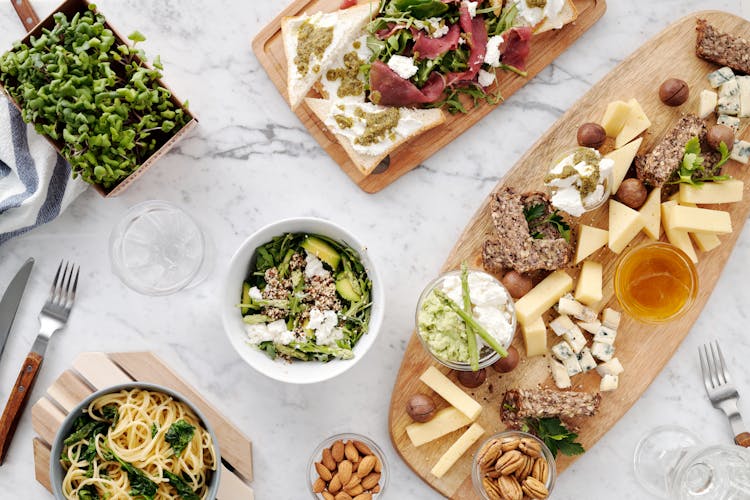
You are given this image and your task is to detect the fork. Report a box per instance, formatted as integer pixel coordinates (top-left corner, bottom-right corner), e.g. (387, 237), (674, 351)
(699, 341), (750, 448)
(0, 261), (79, 464)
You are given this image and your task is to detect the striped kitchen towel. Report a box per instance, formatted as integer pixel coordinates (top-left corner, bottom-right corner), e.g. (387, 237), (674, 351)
(0, 96), (87, 245)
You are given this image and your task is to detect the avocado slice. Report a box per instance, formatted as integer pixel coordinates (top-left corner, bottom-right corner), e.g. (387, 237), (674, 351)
(241, 282), (252, 315)
(301, 236), (341, 270)
(336, 274), (361, 302)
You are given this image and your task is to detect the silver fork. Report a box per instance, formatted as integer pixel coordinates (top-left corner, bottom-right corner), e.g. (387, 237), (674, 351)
(0, 261), (79, 464)
(699, 341), (750, 448)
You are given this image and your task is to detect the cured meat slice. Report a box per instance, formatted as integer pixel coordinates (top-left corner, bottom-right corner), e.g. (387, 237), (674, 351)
(413, 24), (461, 59)
(500, 26), (532, 71)
(369, 60), (446, 106)
(445, 3), (488, 85)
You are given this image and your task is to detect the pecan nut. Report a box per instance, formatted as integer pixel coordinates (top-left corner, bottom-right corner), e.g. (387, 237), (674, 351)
(531, 457), (549, 484)
(519, 437), (542, 458)
(497, 475), (523, 500)
(522, 476), (550, 499)
(477, 439), (504, 467)
(514, 454), (534, 480)
(495, 449), (524, 475)
(482, 477), (503, 500)
(500, 436), (521, 452)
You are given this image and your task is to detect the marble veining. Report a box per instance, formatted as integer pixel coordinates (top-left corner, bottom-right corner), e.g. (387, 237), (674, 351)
(0, 0), (748, 499)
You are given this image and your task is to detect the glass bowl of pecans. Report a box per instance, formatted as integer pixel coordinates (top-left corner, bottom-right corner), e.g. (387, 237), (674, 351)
(471, 431), (557, 500)
(308, 433), (388, 499)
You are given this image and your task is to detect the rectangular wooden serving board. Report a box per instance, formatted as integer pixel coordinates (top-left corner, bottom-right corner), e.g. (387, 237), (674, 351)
(388, 11), (750, 499)
(31, 351), (254, 499)
(252, 0), (606, 193)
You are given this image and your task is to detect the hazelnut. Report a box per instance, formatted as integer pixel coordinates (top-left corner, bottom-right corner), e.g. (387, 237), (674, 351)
(707, 124), (735, 152)
(576, 123), (606, 149)
(659, 78), (689, 106)
(492, 345), (519, 373)
(406, 394), (436, 422)
(615, 178), (648, 209)
(456, 368), (487, 388)
(501, 271), (533, 299)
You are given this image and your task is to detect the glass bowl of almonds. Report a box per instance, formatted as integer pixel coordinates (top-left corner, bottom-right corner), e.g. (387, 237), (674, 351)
(471, 431), (557, 500)
(308, 433), (388, 499)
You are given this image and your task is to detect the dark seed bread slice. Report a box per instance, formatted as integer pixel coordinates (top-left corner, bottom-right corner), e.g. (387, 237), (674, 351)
(636, 114), (705, 188)
(501, 388), (601, 430)
(696, 18), (750, 74)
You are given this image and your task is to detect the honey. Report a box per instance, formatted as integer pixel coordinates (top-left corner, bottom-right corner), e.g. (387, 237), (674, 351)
(614, 242), (698, 323)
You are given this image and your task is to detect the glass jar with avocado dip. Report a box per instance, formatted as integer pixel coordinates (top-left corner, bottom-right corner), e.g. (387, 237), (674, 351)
(416, 269), (517, 371)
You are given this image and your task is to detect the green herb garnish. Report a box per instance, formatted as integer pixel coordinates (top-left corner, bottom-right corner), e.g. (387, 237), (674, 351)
(460, 262), (480, 371)
(524, 417), (585, 458)
(671, 137), (732, 186)
(163, 470), (200, 500)
(165, 420), (195, 457)
(524, 204), (571, 242)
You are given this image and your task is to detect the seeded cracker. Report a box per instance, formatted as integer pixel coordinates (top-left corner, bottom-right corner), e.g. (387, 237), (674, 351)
(696, 19), (750, 74)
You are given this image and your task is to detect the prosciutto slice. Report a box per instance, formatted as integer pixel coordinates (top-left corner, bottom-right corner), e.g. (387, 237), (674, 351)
(369, 61), (446, 106)
(413, 24), (461, 59)
(445, 3), (488, 85)
(376, 23), (406, 40)
(499, 26), (532, 71)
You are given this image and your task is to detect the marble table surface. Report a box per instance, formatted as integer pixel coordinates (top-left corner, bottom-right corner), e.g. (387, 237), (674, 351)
(1, 1), (749, 498)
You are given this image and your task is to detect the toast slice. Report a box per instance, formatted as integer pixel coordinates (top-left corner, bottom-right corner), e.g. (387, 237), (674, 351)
(306, 98), (445, 175)
(281, 3), (375, 109)
(534, 0), (578, 33)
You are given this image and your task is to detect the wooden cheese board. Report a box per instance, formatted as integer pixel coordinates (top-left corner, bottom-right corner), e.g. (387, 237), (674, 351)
(252, 0), (606, 193)
(388, 10), (750, 499)
(30, 352), (255, 499)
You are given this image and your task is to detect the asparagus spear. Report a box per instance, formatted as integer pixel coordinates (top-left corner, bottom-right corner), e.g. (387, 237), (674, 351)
(460, 263), (480, 371)
(434, 290), (508, 358)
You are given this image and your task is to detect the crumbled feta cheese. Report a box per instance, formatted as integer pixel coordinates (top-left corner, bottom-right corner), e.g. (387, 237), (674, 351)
(514, 0), (565, 29)
(245, 323), (273, 344)
(308, 308), (343, 346)
(478, 69), (496, 88)
(484, 35), (504, 67)
(465, 1), (478, 18)
(413, 17), (449, 38)
(248, 286), (263, 301)
(547, 151), (614, 217)
(387, 55), (418, 79)
(304, 253), (329, 278)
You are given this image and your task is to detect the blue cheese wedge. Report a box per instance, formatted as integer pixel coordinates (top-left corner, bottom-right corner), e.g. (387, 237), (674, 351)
(563, 355), (583, 377)
(596, 358), (624, 377)
(699, 89), (718, 118)
(600, 374), (619, 392)
(594, 325), (617, 345)
(563, 326), (587, 354)
(601, 308), (621, 330)
(738, 76), (750, 118)
(550, 359), (571, 389)
(578, 319), (601, 335)
(718, 114), (740, 132)
(549, 314), (577, 337)
(718, 78), (740, 116)
(551, 341), (575, 362)
(558, 295), (597, 323)
(731, 140), (750, 164)
(708, 66), (735, 88)
(577, 347), (597, 373)
(591, 341), (615, 362)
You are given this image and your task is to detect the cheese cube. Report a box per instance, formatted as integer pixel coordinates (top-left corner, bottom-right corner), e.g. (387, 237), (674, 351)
(601, 100), (631, 137)
(564, 355), (583, 376)
(578, 319), (601, 335)
(558, 295), (597, 322)
(600, 374), (619, 392)
(575, 260), (603, 306)
(669, 205), (732, 234)
(718, 114), (740, 132)
(615, 99), (651, 149)
(601, 308), (621, 330)
(738, 76), (750, 117)
(661, 200), (698, 262)
(679, 201), (722, 252)
(420, 367), (482, 421)
(707, 66), (735, 88)
(639, 187), (662, 240)
(515, 270), (573, 326)
(594, 326), (617, 345)
(679, 180), (744, 204)
(606, 138), (643, 192)
(521, 316), (547, 357)
(731, 140), (750, 164)
(608, 199), (645, 254)
(596, 357), (624, 377)
(549, 314), (577, 337)
(563, 327), (587, 354)
(430, 422), (485, 478)
(577, 347), (597, 373)
(551, 341), (575, 362)
(550, 359), (571, 389)
(591, 341), (615, 362)
(698, 89), (718, 118)
(406, 407), (473, 447)
(718, 78), (740, 115)
(575, 224), (609, 264)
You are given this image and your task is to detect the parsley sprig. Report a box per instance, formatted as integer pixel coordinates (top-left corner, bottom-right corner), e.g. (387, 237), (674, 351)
(671, 137), (731, 186)
(523, 417), (585, 458)
(523, 203), (571, 243)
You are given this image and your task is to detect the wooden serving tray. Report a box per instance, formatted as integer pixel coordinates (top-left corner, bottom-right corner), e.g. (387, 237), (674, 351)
(388, 10), (750, 498)
(252, 0), (606, 193)
(31, 352), (254, 499)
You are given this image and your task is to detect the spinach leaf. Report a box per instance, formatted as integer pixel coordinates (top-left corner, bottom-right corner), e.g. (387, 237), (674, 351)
(151, 423), (159, 438)
(392, 0), (448, 19)
(165, 420), (195, 457)
(103, 446), (158, 500)
(64, 418), (103, 446)
(78, 485), (100, 500)
(164, 470), (200, 500)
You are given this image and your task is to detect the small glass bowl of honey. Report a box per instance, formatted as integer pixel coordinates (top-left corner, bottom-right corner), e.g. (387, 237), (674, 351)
(614, 242), (699, 323)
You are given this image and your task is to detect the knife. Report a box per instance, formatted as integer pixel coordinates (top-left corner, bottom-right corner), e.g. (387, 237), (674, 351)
(0, 258), (34, 361)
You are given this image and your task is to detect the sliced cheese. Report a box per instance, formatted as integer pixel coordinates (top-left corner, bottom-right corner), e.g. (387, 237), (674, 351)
(601, 100), (632, 137)
(679, 180), (744, 204)
(430, 422), (485, 478)
(420, 366), (482, 421)
(615, 98), (651, 149)
(550, 359), (571, 389)
(680, 201), (722, 252)
(605, 137), (643, 192)
(521, 317), (547, 357)
(661, 200), (698, 263)
(738, 76), (750, 118)
(596, 358), (624, 377)
(639, 187), (662, 240)
(601, 307), (621, 330)
(698, 89), (718, 119)
(669, 205), (732, 234)
(575, 224), (609, 264)
(608, 199), (644, 254)
(514, 270), (573, 326)
(718, 78), (740, 116)
(406, 407), (472, 447)
(575, 260), (603, 306)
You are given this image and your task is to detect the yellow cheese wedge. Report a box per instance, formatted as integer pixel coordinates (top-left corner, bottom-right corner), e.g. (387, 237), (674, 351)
(639, 187), (662, 240)
(605, 137), (643, 192)
(601, 100), (631, 137)
(405, 407), (472, 447)
(420, 366), (482, 421)
(615, 98), (651, 149)
(608, 199), (644, 253)
(430, 422), (485, 478)
(515, 270), (573, 326)
(678, 201), (721, 252)
(669, 205), (732, 234)
(679, 180), (744, 204)
(575, 225), (609, 263)
(521, 317), (547, 357)
(661, 200), (698, 263)
(575, 261), (603, 306)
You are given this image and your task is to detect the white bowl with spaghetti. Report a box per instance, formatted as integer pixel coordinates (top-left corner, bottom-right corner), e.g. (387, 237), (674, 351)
(50, 383), (221, 500)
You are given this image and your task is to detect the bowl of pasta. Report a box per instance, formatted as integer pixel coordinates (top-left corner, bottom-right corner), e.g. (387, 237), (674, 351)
(50, 383), (221, 500)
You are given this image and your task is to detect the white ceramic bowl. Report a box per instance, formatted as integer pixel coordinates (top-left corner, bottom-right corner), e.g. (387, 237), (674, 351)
(222, 217), (384, 384)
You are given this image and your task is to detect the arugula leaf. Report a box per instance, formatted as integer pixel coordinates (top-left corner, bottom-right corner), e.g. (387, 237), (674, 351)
(525, 417), (585, 458)
(391, 0), (449, 19)
(164, 471), (200, 500)
(165, 420), (195, 457)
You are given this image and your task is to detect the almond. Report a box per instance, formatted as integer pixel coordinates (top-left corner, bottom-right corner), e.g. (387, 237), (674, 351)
(329, 474), (342, 494)
(353, 440), (373, 456)
(372, 485), (380, 493)
(345, 441), (360, 462)
(357, 455), (376, 477)
(332, 440), (345, 462)
(315, 462), (333, 482)
(352, 494), (372, 500)
(322, 447), (337, 471)
(338, 460), (353, 485)
(334, 493), (353, 500)
(345, 475), (361, 490)
(361, 472), (381, 490)
(345, 484), (364, 496)
(323, 492), (335, 500)
(373, 457), (382, 473)
(313, 477), (326, 493)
